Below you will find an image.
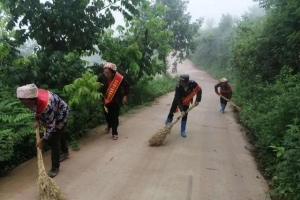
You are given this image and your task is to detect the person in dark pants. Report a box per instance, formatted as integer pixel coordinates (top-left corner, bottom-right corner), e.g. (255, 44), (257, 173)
(17, 84), (70, 178)
(165, 74), (202, 137)
(98, 62), (130, 140)
(214, 78), (232, 113)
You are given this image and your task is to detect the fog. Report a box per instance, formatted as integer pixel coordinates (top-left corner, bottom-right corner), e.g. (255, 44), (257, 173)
(187, 0), (257, 23)
(37, 0), (257, 28)
(111, 0), (257, 29)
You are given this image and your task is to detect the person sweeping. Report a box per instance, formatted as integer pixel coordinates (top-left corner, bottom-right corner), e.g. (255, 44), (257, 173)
(165, 74), (202, 138)
(17, 84), (70, 178)
(214, 78), (232, 113)
(98, 62), (130, 140)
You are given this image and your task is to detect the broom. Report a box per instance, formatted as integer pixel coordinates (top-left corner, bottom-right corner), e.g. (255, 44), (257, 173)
(35, 127), (66, 200)
(149, 104), (197, 146)
(220, 94), (242, 112)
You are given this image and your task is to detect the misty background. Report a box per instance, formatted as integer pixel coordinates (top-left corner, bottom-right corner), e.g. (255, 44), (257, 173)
(111, 0), (257, 28)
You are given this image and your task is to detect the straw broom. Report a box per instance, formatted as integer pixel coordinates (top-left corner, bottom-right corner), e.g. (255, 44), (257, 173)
(149, 104), (196, 146)
(220, 94), (242, 112)
(35, 127), (66, 200)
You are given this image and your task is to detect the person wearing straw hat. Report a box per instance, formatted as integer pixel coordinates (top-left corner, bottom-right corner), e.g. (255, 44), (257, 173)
(98, 62), (130, 140)
(165, 74), (202, 137)
(215, 78), (232, 113)
(17, 84), (70, 178)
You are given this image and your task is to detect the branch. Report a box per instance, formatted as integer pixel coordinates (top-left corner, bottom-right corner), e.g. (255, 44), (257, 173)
(99, 1), (118, 12)
(0, 60), (14, 67)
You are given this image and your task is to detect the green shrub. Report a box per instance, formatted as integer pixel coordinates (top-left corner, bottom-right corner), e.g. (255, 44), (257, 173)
(269, 120), (300, 199)
(195, 65), (300, 199)
(63, 69), (104, 143)
(0, 97), (35, 176)
(238, 69), (300, 199)
(127, 74), (178, 108)
(0, 70), (178, 176)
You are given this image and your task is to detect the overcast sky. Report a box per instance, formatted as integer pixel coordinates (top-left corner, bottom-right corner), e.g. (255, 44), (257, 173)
(38, 0), (257, 28)
(187, 0), (257, 22)
(111, 0), (258, 29)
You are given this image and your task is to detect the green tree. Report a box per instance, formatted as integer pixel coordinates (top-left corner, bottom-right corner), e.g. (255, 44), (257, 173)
(0, 33), (35, 176)
(0, 6), (31, 88)
(191, 13), (235, 76)
(5, 0), (145, 54)
(247, 0), (300, 79)
(2, 0), (147, 89)
(98, 2), (174, 83)
(192, 2), (300, 198)
(156, 0), (203, 61)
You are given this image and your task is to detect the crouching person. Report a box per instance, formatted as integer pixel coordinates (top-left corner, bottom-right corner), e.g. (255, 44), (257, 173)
(17, 84), (70, 178)
(165, 74), (202, 137)
(214, 78), (232, 113)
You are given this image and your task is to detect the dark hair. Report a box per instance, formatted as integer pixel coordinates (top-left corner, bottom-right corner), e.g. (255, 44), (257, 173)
(103, 67), (116, 75)
(108, 68), (116, 75)
(19, 98), (37, 101)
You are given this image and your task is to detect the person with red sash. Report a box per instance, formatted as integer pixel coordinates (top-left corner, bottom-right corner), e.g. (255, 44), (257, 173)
(17, 84), (70, 178)
(98, 62), (130, 140)
(215, 78), (232, 113)
(165, 74), (202, 138)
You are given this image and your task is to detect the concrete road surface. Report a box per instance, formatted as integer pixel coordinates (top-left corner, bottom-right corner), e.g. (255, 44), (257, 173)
(0, 59), (270, 200)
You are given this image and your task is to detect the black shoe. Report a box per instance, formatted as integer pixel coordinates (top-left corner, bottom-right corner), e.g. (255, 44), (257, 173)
(59, 152), (70, 162)
(48, 167), (59, 178)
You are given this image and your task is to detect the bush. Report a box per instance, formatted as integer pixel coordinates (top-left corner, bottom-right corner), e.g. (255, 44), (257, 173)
(193, 64), (300, 199)
(0, 70), (178, 176)
(63, 69), (104, 144)
(237, 68), (300, 199)
(128, 74), (178, 107)
(0, 97), (35, 176)
(269, 120), (300, 199)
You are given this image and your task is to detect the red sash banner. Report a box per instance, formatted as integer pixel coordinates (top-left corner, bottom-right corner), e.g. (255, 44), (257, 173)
(104, 72), (124, 112)
(36, 89), (50, 115)
(175, 85), (201, 113)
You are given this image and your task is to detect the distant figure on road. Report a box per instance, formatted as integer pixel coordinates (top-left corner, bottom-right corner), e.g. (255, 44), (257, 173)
(98, 62), (130, 140)
(165, 74), (202, 137)
(17, 84), (70, 178)
(172, 61), (177, 73)
(215, 78), (232, 113)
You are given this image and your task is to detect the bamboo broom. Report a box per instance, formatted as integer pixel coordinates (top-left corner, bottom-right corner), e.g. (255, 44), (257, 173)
(220, 94), (242, 112)
(35, 127), (66, 200)
(149, 104), (196, 146)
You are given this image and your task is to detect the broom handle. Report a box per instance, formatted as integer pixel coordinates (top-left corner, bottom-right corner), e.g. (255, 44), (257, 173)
(220, 94), (239, 108)
(173, 104), (197, 124)
(35, 126), (40, 143)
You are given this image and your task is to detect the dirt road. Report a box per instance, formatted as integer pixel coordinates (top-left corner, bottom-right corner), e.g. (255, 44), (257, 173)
(0, 60), (270, 200)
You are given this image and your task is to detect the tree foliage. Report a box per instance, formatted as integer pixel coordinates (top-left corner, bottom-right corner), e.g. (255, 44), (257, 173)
(0, 0), (184, 177)
(191, 2), (300, 198)
(244, 0), (300, 79)
(156, 0), (202, 61)
(64, 69), (102, 107)
(4, 0), (145, 54)
(0, 86), (36, 176)
(191, 13), (236, 77)
(98, 2), (174, 83)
